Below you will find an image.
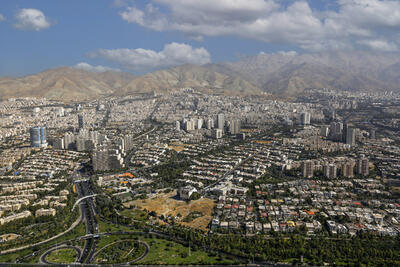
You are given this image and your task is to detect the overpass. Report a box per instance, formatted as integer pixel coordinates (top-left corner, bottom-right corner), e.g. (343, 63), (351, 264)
(72, 194), (98, 211)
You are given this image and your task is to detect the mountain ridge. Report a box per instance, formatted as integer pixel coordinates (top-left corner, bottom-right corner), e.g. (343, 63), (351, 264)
(1, 51), (400, 101)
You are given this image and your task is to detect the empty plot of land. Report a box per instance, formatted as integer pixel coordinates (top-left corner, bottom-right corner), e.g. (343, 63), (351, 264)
(125, 191), (214, 231)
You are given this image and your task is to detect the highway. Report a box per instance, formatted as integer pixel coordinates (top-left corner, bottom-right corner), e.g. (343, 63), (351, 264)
(74, 180), (99, 264)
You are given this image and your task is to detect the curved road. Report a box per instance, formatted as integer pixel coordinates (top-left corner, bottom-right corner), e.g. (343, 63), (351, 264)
(0, 212), (82, 255)
(91, 239), (149, 264)
(40, 245), (81, 265)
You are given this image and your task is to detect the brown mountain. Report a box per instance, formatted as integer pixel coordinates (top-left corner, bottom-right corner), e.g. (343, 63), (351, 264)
(115, 64), (262, 96)
(216, 51), (400, 95)
(0, 67), (135, 101)
(1, 51), (400, 100)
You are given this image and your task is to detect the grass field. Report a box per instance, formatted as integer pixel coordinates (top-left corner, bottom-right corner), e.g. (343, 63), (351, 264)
(95, 240), (146, 264)
(120, 209), (149, 222)
(137, 235), (238, 265)
(45, 248), (78, 264)
(125, 191), (215, 231)
(97, 217), (133, 233)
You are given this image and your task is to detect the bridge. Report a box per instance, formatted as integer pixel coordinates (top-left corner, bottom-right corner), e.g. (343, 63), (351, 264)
(72, 194), (98, 211)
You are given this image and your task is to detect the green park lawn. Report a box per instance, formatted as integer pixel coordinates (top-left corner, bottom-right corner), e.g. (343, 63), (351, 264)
(45, 248), (78, 264)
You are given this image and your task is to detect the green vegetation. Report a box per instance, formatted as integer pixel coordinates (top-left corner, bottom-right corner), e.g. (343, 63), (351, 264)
(182, 211), (203, 223)
(0, 183), (79, 252)
(45, 248), (78, 264)
(120, 209), (149, 222)
(137, 235), (238, 265)
(0, 222), (86, 264)
(95, 240), (146, 264)
(97, 217), (133, 233)
(163, 226), (400, 266)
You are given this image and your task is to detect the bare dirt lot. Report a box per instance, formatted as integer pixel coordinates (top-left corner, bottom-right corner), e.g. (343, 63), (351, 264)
(124, 191), (215, 231)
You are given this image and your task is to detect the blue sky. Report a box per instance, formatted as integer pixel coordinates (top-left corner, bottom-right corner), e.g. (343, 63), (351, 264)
(1, 0), (400, 77)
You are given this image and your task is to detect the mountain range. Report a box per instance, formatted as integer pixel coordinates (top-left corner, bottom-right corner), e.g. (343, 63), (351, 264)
(1, 51), (400, 101)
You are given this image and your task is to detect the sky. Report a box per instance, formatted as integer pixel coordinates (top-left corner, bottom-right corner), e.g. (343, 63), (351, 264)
(1, 0), (400, 77)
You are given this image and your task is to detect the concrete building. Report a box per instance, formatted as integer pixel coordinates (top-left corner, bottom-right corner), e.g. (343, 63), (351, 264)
(300, 112), (311, 125)
(323, 164), (337, 179)
(217, 113), (225, 130)
(52, 138), (64, 150)
(64, 132), (75, 150)
(301, 160), (314, 178)
(93, 146), (125, 171)
(197, 118), (204, 130)
(213, 129), (223, 139)
(0, 210), (31, 225)
(320, 126), (330, 137)
(35, 208), (56, 217)
(206, 119), (214, 130)
(184, 120), (195, 131)
(346, 127), (356, 146)
(229, 119), (241, 135)
(29, 127), (47, 148)
(341, 161), (355, 178)
(357, 157), (369, 176)
(78, 114), (84, 130)
(369, 129), (376, 139)
(179, 186), (197, 200)
(124, 135), (134, 151)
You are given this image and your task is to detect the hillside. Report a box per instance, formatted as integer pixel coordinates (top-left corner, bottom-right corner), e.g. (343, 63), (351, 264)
(0, 67), (135, 101)
(115, 65), (262, 96)
(1, 51), (400, 100)
(217, 51), (400, 95)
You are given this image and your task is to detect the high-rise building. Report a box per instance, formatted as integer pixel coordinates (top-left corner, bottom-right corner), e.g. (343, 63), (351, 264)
(341, 160), (355, 178)
(76, 137), (86, 152)
(301, 160), (314, 178)
(52, 138), (64, 150)
(124, 135), (134, 151)
(229, 119), (241, 135)
(92, 146), (125, 171)
(78, 114), (84, 130)
(213, 129), (223, 139)
(320, 126), (330, 137)
(64, 132), (75, 150)
(176, 121), (181, 131)
(206, 119), (214, 130)
(356, 157), (369, 176)
(217, 114), (225, 130)
(342, 122), (348, 143)
(93, 148), (109, 171)
(29, 127), (47, 148)
(329, 122), (343, 141)
(323, 164), (337, 179)
(346, 127), (356, 146)
(197, 118), (204, 130)
(184, 120), (195, 131)
(369, 129), (376, 139)
(300, 112), (311, 125)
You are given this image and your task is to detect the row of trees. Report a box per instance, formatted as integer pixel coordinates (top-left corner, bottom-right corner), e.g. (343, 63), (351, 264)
(161, 225), (400, 266)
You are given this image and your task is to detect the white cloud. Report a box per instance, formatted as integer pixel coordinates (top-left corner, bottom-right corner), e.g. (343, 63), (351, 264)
(88, 42), (211, 71)
(358, 39), (398, 52)
(117, 0), (400, 52)
(0, 14), (5, 21)
(14, 8), (51, 31)
(277, 51), (298, 56)
(74, 62), (121, 73)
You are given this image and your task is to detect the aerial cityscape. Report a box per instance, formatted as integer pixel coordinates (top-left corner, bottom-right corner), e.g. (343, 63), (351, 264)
(0, 1), (400, 266)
